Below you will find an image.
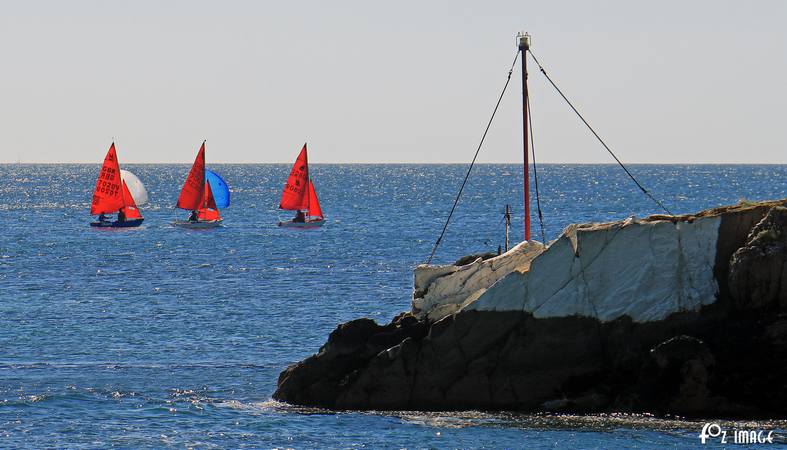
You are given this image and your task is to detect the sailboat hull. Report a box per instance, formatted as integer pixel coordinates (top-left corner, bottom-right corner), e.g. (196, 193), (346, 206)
(278, 219), (325, 228)
(90, 218), (144, 228)
(172, 219), (223, 229)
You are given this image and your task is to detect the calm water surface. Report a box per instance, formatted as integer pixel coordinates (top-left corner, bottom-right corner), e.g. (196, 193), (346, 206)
(0, 164), (785, 448)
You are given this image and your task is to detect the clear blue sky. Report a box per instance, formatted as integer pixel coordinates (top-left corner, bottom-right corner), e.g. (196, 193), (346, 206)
(0, 0), (784, 163)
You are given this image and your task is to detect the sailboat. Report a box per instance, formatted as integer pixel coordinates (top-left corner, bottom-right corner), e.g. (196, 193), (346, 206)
(278, 143), (325, 227)
(90, 143), (147, 228)
(173, 141), (231, 229)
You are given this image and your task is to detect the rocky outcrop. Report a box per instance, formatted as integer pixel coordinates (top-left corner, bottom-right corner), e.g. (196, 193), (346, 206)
(728, 206), (787, 311)
(274, 200), (787, 417)
(274, 313), (429, 407)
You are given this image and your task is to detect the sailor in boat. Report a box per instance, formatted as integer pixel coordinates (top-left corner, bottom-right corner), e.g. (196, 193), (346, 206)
(98, 213), (107, 223)
(188, 210), (198, 222)
(117, 209), (126, 223)
(293, 210), (306, 223)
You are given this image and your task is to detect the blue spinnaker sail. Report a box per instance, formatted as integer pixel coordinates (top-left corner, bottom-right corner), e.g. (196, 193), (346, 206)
(205, 169), (230, 208)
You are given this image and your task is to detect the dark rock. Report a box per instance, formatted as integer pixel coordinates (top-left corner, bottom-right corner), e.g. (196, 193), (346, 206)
(274, 313), (427, 408)
(729, 206), (787, 312)
(640, 336), (720, 414)
(650, 335), (713, 370)
(711, 202), (780, 304)
(542, 391), (610, 413)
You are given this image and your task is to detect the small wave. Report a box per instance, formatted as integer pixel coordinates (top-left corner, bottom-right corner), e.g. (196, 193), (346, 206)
(256, 399), (285, 409)
(110, 390), (138, 399)
(398, 413), (478, 429)
(215, 398), (326, 416)
(213, 399), (260, 412)
(26, 394), (48, 404)
(95, 269), (125, 276)
(169, 388), (198, 398)
(0, 393), (54, 408)
(254, 399), (338, 416)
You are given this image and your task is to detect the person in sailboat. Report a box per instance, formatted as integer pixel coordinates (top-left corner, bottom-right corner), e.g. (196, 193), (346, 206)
(98, 213), (107, 222)
(117, 208), (126, 223)
(188, 210), (198, 222)
(293, 210), (306, 223)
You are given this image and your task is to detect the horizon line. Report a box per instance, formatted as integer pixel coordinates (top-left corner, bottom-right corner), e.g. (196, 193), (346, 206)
(1, 161), (787, 165)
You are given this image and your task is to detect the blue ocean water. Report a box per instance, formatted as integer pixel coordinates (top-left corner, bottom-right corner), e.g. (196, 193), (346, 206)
(0, 163), (785, 448)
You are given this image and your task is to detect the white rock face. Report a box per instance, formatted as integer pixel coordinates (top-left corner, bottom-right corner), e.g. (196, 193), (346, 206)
(414, 215), (722, 323)
(412, 241), (545, 321)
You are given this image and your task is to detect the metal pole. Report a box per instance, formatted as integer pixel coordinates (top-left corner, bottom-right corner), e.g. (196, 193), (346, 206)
(518, 32), (531, 242)
(505, 204), (510, 252)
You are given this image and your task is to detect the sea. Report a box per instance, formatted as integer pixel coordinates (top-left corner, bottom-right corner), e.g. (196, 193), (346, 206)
(0, 163), (785, 449)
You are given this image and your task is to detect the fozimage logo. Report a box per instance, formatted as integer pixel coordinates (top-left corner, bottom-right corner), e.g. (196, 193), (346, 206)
(699, 422), (774, 445)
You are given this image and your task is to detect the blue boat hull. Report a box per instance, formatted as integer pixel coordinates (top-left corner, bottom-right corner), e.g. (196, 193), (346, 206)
(90, 218), (144, 228)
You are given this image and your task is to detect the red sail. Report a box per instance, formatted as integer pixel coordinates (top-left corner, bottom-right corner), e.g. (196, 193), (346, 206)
(177, 141), (206, 210)
(307, 179), (323, 220)
(279, 143), (309, 211)
(197, 180), (220, 221)
(90, 143), (124, 215)
(120, 180), (143, 219)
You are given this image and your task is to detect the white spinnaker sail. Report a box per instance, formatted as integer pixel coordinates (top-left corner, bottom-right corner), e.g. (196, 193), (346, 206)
(120, 169), (149, 206)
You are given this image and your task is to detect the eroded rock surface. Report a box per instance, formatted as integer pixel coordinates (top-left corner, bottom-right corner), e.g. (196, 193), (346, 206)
(729, 206), (787, 311)
(274, 200), (787, 417)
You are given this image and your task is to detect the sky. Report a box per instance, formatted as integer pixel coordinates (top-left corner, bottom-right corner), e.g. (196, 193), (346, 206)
(0, 0), (784, 164)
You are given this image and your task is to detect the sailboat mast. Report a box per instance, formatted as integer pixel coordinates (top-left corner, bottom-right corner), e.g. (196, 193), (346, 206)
(304, 144), (309, 215)
(306, 178), (311, 216)
(519, 32), (531, 242)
